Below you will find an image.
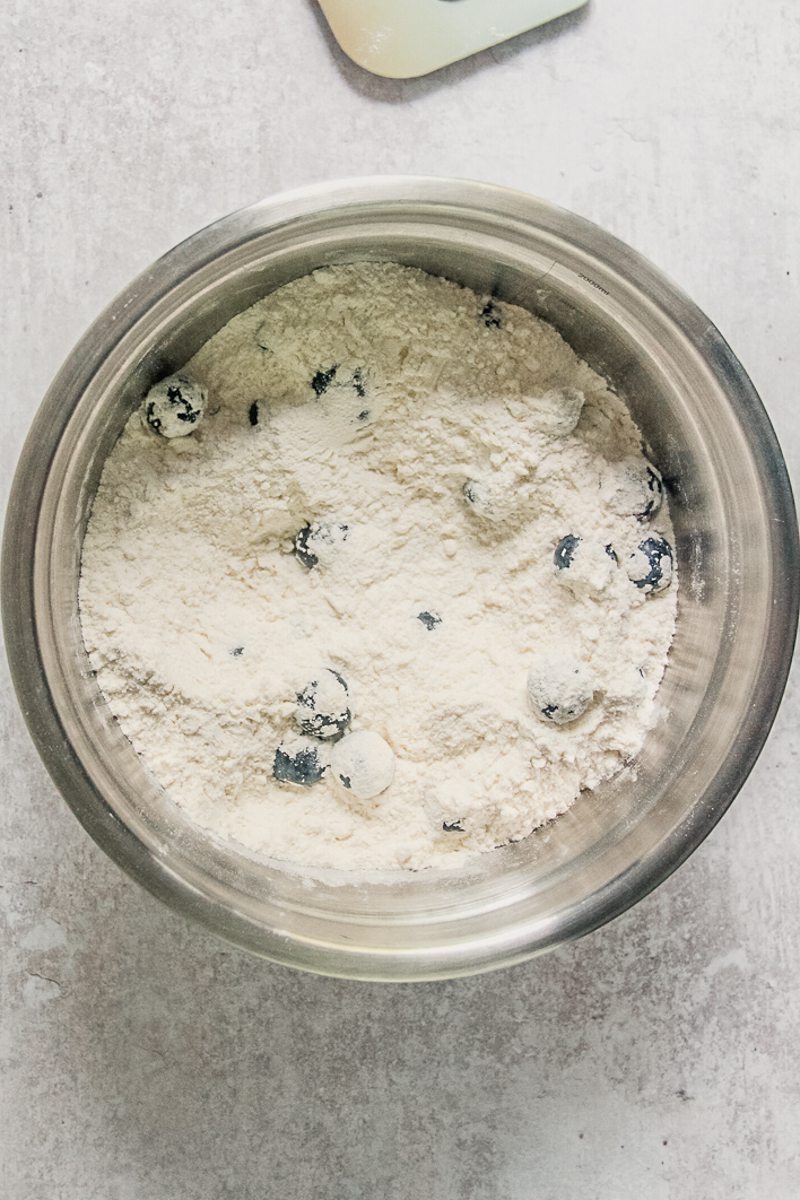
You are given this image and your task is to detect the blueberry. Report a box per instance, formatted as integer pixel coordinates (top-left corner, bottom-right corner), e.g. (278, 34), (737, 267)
(311, 365), (339, 397)
(605, 544), (619, 563)
(480, 298), (502, 329)
(626, 535), (674, 594)
(141, 374), (207, 439)
(638, 464), (664, 522)
(462, 477), (515, 525)
(554, 537), (616, 597)
(611, 457), (665, 522)
(293, 526), (318, 569)
(417, 611), (442, 631)
(350, 368), (367, 399)
(311, 365), (368, 414)
(294, 669), (351, 739)
(527, 655), (595, 726)
(272, 738), (327, 787)
(230, 646), (244, 657)
(248, 401), (260, 426)
(293, 522), (350, 570)
(554, 534), (581, 571)
(331, 731), (396, 801)
(530, 387), (585, 437)
(443, 820), (465, 833)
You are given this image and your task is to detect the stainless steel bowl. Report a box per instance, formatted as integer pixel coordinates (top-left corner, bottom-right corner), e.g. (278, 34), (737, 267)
(3, 178), (798, 981)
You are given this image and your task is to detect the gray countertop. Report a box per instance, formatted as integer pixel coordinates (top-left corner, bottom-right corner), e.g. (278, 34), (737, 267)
(2, 2), (798, 1196)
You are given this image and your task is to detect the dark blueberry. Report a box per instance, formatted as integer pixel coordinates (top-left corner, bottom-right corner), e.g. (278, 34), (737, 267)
(248, 401), (260, 426)
(605, 544), (619, 563)
(463, 481), (479, 505)
(636, 465), (664, 522)
(295, 669), (351, 739)
(627, 535), (674, 593)
(293, 525), (318, 569)
(554, 534), (581, 571)
(417, 611), (442, 631)
(230, 646), (244, 657)
(351, 368), (367, 399)
(311, 365), (338, 396)
(293, 522), (350, 570)
(480, 298), (502, 329)
(273, 743), (325, 787)
(541, 704), (559, 719)
(339, 774), (352, 790)
(443, 820), (465, 833)
(357, 409), (370, 422)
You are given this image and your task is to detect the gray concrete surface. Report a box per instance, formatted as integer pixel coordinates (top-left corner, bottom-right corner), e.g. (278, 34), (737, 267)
(2, 1), (798, 1196)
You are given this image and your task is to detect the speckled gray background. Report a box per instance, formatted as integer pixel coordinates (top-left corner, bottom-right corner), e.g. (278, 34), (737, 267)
(2, 1), (799, 1196)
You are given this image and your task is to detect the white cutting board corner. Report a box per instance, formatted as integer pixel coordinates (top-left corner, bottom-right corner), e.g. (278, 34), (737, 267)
(318, 0), (589, 80)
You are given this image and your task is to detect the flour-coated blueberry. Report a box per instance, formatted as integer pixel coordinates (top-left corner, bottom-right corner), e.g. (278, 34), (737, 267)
(553, 536), (616, 597)
(554, 535), (581, 571)
(611, 456), (665, 522)
(294, 669), (351, 739)
(331, 731), (396, 801)
(141, 374), (207, 439)
(293, 522), (350, 570)
(462, 477), (516, 525)
(530, 387), (585, 437)
(480, 298), (502, 329)
(626, 535), (674, 594)
(527, 655), (595, 725)
(272, 737), (327, 787)
(638, 463), (664, 522)
(311, 364), (367, 400)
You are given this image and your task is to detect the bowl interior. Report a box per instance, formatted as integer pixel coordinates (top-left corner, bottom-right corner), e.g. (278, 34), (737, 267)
(16, 183), (796, 978)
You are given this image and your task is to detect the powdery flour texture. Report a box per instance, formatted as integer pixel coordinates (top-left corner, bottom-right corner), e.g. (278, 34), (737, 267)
(79, 263), (677, 870)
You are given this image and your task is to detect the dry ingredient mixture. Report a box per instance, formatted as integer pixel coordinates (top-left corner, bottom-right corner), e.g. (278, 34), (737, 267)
(79, 262), (677, 871)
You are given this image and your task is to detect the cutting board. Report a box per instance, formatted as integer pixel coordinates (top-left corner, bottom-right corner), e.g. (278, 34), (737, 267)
(318, 0), (589, 79)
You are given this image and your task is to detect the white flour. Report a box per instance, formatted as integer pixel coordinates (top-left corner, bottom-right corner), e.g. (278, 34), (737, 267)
(79, 262), (677, 870)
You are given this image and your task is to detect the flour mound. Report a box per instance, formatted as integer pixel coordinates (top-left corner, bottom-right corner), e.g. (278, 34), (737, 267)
(79, 263), (676, 871)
